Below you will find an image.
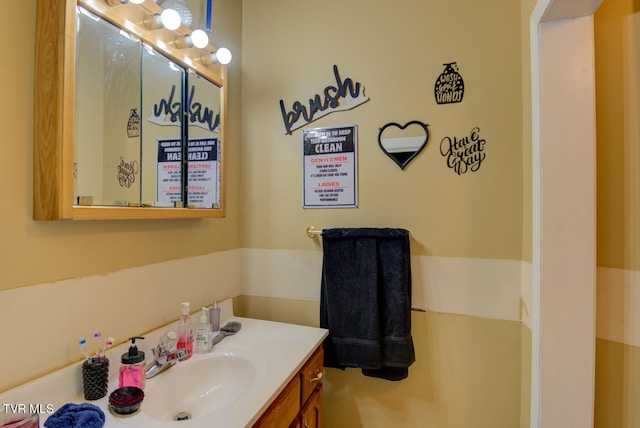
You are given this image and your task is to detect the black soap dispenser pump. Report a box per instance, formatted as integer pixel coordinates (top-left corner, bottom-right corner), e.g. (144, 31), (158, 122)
(119, 336), (146, 390)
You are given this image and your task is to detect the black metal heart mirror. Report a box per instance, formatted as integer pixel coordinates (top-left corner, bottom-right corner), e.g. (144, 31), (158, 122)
(377, 121), (429, 170)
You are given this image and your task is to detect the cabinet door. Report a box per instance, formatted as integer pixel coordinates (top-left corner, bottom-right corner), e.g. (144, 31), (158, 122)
(253, 375), (301, 428)
(300, 347), (324, 404)
(289, 416), (302, 428)
(300, 385), (322, 428)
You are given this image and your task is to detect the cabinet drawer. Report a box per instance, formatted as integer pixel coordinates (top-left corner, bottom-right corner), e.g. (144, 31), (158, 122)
(300, 346), (324, 405)
(300, 384), (322, 428)
(253, 375), (301, 428)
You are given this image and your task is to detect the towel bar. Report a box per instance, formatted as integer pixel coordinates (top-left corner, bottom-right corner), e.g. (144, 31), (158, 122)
(306, 226), (322, 238)
(308, 226), (425, 312)
(307, 226), (415, 239)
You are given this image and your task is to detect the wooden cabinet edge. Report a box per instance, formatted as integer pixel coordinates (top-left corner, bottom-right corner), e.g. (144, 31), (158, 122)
(253, 345), (324, 428)
(33, 0), (69, 221)
(70, 206), (226, 220)
(299, 384), (322, 428)
(300, 346), (324, 405)
(252, 374), (301, 428)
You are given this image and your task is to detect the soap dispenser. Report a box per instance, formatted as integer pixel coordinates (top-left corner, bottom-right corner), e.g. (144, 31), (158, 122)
(119, 336), (145, 390)
(194, 307), (212, 354)
(210, 301), (220, 334)
(177, 302), (193, 360)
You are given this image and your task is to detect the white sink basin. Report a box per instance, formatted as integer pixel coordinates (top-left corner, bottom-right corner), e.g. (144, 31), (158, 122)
(0, 307), (328, 428)
(142, 351), (267, 422)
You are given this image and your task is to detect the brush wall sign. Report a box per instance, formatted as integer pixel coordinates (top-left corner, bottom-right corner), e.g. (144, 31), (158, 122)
(279, 65), (369, 134)
(378, 121), (430, 170)
(149, 83), (221, 133)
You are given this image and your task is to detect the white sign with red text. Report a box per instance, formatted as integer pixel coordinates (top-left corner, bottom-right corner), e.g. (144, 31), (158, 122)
(302, 125), (358, 208)
(156, 137), (220, 208)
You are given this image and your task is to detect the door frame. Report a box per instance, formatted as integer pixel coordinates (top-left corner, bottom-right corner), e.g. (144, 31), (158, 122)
(530, 0), (601, 426)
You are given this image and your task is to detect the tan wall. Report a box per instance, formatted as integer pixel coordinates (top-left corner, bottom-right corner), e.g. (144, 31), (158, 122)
(240, 0), (524, 260)
(595, 0), (640, 426)
(235, 295), (522, 428)
(595, 0), (640, 272)
(521, 0), (536, 265)
(595, 338), (640, 426)
(520, 325), (532, 428)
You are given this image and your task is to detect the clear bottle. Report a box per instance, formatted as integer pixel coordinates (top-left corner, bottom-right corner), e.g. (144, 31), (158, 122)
(194, 307), (212, 354)
(119, 336), (145, 390)
(210, 301), (220, 334)
(177, 302), (193, 360)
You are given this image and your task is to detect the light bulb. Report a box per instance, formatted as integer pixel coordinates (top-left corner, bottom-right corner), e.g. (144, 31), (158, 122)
(190, 30), (209, 49)
(175, 35), (192, 49)
(158, 0), (192, 27)
(216, 47), (232, 65)
(160, 9), (181, 30)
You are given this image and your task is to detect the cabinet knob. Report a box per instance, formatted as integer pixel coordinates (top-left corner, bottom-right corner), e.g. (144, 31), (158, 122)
(310, 372), (323, 383)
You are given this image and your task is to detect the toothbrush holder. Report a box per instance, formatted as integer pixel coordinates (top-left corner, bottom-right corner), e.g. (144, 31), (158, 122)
(82, 358), (109, 400)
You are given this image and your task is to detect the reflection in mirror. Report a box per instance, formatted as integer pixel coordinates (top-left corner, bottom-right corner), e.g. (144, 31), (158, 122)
(378, 121), (430, 170)
(142, 47), (185, 207)
(34, 0), (228, 219)
(74, 6), (143, 206)
(186, 73), (222, 208)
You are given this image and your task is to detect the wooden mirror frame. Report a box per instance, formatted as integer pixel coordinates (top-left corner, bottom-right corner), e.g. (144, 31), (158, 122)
(34, 0), (227, 220)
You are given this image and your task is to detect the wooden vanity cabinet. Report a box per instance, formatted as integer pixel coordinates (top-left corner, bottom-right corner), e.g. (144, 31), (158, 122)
(254, 345), (324, 428)
(297, 384), (322, 428)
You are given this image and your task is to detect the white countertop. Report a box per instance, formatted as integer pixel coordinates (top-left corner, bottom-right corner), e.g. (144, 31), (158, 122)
(0, 300), (327, 427)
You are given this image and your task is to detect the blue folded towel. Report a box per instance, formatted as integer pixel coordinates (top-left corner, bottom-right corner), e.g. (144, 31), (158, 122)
(320, 227), (415, 381)
(45, 403), (105, 428)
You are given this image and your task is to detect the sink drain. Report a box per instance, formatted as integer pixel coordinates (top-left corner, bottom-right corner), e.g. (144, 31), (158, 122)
(174, 412), (191, 421)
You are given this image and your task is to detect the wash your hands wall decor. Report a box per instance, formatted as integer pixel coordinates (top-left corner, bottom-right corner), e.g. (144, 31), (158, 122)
(434, 62), (465, 105)
(279, 65), (369, 134)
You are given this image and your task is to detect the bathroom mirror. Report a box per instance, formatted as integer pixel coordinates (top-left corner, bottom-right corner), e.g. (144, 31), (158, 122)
(34, 0), (227, 220)
(140, 45), (186, 207)
(378, 121), (429, 170)
(185, 72), (222, 208)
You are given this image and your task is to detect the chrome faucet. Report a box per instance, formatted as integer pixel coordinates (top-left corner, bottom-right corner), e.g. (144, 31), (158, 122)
(145, 331), (189, 379)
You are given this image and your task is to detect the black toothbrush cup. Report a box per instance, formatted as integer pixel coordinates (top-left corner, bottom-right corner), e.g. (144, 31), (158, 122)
(82, 357), (109, 400)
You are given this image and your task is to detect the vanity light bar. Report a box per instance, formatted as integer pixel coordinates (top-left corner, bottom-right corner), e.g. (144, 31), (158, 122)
(106, 0), (144, 5)
(83, 0), (232, 73)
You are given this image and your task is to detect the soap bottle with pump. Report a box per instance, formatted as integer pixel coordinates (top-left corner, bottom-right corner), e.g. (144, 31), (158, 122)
(177, 302), (193, 360)
(119, 336), (145, 390)
(194, 307), (212, 354)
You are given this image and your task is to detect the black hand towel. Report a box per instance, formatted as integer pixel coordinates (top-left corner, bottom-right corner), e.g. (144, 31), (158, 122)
(320, 227), (415, 381)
